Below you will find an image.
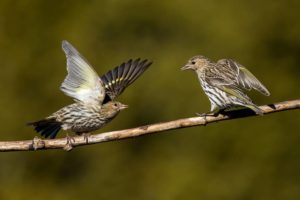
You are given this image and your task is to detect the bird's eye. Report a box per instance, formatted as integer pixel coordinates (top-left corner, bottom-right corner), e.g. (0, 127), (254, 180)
(114, 103), (118, 107)
(191, 61), (196, 64)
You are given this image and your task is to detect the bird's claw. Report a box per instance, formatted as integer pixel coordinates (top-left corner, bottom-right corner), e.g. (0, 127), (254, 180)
(196, 112), (207, 117)
(196, 112), (218, 125)
(32, 136), (44, 150)
(196, 112), (209, 125)
(63, 134), (75, 151)
(82, 133), (90, 144)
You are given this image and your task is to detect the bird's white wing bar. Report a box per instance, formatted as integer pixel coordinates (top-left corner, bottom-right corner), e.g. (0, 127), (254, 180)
(60, 40), (105, 104)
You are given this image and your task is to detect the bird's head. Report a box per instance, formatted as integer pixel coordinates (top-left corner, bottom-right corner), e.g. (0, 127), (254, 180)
(181, 55), (211, 71)
(101, 101), (128, 118)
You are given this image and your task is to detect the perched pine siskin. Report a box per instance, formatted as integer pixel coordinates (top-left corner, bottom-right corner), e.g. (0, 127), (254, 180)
(181, 55), (270, 115)
(29, 41), (152, 139)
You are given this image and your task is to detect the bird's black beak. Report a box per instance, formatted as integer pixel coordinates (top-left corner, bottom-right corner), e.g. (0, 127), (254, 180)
(181, 64), (193, 71)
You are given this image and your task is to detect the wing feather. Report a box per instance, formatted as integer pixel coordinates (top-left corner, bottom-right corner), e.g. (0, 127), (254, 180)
(100, 58), (152, 102)
(217, 59), (270, 96)
(60, 40), (105, 104)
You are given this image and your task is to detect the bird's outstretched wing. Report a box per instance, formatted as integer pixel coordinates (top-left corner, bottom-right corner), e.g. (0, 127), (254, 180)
(100, 58), (152, 103)
(217, 59), (270, 96)
(60, 40), (105, 105)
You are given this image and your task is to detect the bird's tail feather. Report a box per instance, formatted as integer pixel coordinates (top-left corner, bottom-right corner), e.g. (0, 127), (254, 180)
(245, 104), (264, 116)
(28, 119), (62, 139)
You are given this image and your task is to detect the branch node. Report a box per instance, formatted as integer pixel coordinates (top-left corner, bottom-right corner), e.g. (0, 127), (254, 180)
(63, 143), (73, 152)
(139, 125), (149, 131)
(32, 136), (45, 150)
(63, 134), (75, 152)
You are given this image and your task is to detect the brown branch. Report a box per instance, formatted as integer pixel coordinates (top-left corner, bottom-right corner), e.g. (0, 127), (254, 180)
(0, 99), (299, 152)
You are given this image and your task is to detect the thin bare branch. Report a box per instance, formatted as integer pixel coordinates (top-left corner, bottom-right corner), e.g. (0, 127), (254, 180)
(0, 99), (299, 152)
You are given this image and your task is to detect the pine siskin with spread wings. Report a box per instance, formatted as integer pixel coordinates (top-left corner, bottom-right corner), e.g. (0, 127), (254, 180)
(28, 41), (152, 140)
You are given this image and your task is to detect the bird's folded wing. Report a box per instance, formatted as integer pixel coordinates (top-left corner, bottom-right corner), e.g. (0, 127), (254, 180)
(100, 58), (152, 102)
(60, 40), (105, 105)
(217, 59), (270, 96)
(205, 76), (252, 103)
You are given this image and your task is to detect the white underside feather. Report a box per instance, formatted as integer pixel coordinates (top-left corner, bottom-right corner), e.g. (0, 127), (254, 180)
(60, 40), (105, 105)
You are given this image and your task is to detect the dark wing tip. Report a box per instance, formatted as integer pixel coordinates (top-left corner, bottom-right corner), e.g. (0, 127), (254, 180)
(143, 60), (153, 67)
(127, 58), (152, 82)
(100, 58), (152, 100)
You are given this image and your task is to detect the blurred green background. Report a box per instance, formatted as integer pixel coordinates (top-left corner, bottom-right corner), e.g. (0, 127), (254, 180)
(0, 0), (299, 199)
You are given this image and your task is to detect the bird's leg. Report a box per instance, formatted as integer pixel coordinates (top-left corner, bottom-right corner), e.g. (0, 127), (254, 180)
(196, 108), (222, 125)
(196, 112), (217, 125)
(196, 108), (221, 117)
(32, 136), (45, 150)
(196, 112), (218, 117)
(82, 133), (90, 144)
(63, 133), (75, 151)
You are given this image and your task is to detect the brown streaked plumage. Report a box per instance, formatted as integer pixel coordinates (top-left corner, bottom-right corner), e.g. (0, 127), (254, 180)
(29, 40), (152, 140)
(181, 55), (270, 115)
(28, 101), (127, 139)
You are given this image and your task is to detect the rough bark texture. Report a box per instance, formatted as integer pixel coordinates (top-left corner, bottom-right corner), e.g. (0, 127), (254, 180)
(0, 99), (299, 152)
